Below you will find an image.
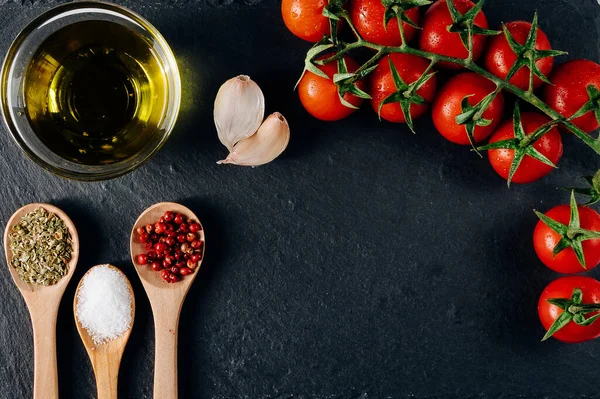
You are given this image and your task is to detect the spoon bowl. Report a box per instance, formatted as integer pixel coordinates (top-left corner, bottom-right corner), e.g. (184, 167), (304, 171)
(74, 264), (135, 399)
(3, 203), (79, 399)
(4, 203), (79, 293)
(131, 202), (205, 290)
(130, 202), (205, 399)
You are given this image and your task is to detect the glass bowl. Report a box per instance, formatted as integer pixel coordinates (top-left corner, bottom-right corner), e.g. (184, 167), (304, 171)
(0, 1), (181, 181)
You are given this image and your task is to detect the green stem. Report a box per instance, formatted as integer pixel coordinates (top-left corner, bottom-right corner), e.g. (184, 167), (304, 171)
(341, 12), (363, 41)
(593, 170), (600, 190)
(354, 49), (384, 76)
(474, 86), (501, 121)
(568, 304), (600, 313)
(467, 25), (474, 63)
(407, 60), (436, 97)
(528, 55), (535, 95)
(393, 6), (408, 49)
(520, 119), (559, 147)
(319, 38), (600, 155)
(317, 40), (368, 65)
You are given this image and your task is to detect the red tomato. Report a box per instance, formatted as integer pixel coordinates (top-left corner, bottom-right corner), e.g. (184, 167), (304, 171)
(431, 72), (504, 145)
(298, 56), (366, 121)
(483, 21), (554, 91)
(534, 205), (600, 273)
(419, 0), (489, 69)
(282, 0), (331, 42)
(538, 276), (600, 343)
(369, 54), (437, 123)
(543, 59), (600, 134)
(487, 112), (563, 184)
(350, 0), (420, 46)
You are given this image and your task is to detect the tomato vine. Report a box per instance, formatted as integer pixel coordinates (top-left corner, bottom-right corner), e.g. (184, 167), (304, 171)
(297, 0), (600, 186)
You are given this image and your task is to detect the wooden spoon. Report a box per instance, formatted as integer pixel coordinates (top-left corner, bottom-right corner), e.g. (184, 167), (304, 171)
(3, 203), (79, 399)
(74, 264), (135, 399)
(130, 202), (205, 399)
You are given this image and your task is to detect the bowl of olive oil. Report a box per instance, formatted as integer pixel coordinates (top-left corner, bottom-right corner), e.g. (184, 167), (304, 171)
(1, 2), (181, 180)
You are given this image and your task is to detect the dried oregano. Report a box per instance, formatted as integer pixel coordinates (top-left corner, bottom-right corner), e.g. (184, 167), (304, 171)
(8, 207), (72, 286)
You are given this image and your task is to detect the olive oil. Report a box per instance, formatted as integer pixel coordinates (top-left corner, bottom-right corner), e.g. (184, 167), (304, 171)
(24, 20), (169, 165)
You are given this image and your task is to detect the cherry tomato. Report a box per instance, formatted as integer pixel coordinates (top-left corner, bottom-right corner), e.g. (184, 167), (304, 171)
(483, 21), (554, 91)
(419, 0), (489, 69)
(350, 0), (420, 46)
(534, 205), (600, 273)
(538, 276), (600, 343)
(431, 72), (504, 145)
(282, 0), (332, 42)
(487, 112), (563, 184)
(368, 54), (436, 123)
(543, 59), (600, 134)
(297, 56), (366, 121)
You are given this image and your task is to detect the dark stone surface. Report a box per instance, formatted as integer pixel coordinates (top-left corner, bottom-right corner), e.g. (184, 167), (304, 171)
(0, 0), (599, 397)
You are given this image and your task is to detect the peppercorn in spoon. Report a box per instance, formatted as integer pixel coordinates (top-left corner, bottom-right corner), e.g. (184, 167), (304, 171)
(4, 203), (79, 399)
(74, 264), (135, 399)
(130, 202), (205, 399)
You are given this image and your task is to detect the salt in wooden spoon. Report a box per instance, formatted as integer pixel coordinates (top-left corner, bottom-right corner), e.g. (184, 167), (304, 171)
(74, 264), (135, 399)
(130, 202), (205, 399)
(3, 203), (79, 399)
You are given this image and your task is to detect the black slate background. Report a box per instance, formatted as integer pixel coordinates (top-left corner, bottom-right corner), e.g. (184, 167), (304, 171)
(0, 0), (599, 397)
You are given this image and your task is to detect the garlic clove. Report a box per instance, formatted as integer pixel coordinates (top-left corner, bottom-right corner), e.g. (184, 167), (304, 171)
(214, 75), (265, 151)
(217, 112), (290, 167)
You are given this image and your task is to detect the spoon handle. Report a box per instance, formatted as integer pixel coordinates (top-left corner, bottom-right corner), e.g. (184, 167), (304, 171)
(153, 311), (180, 399)
(30, 306), (59, 399)
(94, 358), (120, 399)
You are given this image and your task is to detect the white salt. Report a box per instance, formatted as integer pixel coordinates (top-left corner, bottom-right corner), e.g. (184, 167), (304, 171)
(76, 265), (133, 345)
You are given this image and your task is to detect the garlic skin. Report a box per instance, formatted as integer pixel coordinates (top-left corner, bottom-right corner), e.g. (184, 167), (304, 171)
(218, 112), (290, 167)
(214, 75), (265, 150)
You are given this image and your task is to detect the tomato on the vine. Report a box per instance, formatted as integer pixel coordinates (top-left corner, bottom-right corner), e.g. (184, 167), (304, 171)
(369, 53), (436, 124)
(281, 0), (333, 42)
(538, 276), (600, 343)
(534, 200), (600, 274)
(297, 56), (366, 121)
(350, 0), (420, 46)
(419, 0), (490, 69)
(483, 21), (554, 91)
(431, 72), (504, 145)
(486, 112), (563, 184)
(543, 59), (600, 134)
